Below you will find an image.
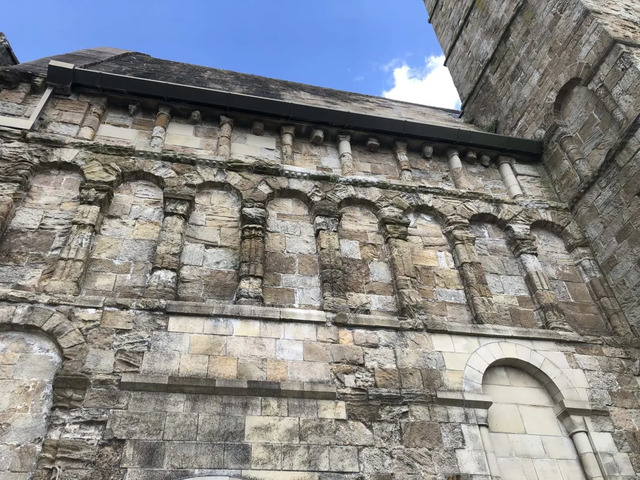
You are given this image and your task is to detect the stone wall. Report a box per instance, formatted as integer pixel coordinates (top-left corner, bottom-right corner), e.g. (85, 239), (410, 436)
(0, 43), (638, 480)
(425, 0), (640, 330)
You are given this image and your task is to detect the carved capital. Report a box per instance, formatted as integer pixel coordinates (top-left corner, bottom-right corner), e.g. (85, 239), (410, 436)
(79, 183), (112, 210)
(241, 206), (268, 227)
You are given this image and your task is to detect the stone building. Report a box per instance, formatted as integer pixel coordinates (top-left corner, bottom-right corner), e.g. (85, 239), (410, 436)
(0, 0), (638, 479)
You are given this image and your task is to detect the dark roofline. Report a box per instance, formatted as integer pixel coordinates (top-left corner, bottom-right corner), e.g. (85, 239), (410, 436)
(46, 60), (542, 157)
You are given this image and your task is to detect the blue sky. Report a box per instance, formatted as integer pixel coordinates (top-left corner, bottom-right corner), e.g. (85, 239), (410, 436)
(3, 0), (460, 109)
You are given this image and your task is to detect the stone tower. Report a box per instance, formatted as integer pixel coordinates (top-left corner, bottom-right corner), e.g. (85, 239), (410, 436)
(0, 2), (638, 478)
(425, 0), (640, 329)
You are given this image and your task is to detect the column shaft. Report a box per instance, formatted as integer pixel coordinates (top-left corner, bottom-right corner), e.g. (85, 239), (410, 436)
(498, 156), (524, 198)
(314, 215), (348, 312)
(507, 226), (572, 331)
(394, 141), (413, 181)
(44, 185), (111, 295)
(338, 135), (355, 176)
(236, 205), (267, 304)
(217, 115), (234, 158)
(281, 126), (295, 164)
(150, 104), (171, 149)
(77, 99), (107, 140)
(445, 221), (495, 324)
(147, 196), (192, 299)
(447, 149), (472, 189)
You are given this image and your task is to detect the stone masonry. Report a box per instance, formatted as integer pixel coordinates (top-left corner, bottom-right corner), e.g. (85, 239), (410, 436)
(0, 2), (638, 477)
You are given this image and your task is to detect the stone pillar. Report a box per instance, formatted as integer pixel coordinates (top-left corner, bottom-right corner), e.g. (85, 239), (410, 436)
(281, 125), (295, 164)
(150, 104), (171, 149)
(77, 98), (107, 141)
(394, 141), (412, 181)
(506, 225), (572, 332)
(146, 193), (193, 299)
(314, 214), (348, 312)
(44, 184), (112, 295)
(444, 218), (495, 324)
(217, 115), (234, 158)
(558, 412), (606, 480)
(0, 183), (20, 235)
(477, 410), (501, 480)
(380, 208), (422, 318)
(447, 149), (471, 189)
(497, 156), (524, 198)
(558, 129), (591, 181)
(571, 246), (632, 336)
(235, 204), (267, 305)
(338, 135), (356, 176)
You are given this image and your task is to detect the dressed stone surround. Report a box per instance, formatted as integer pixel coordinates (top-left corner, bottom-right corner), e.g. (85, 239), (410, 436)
(0, 6), (639, 476)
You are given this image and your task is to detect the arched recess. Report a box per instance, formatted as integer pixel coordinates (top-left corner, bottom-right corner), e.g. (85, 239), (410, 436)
(338, 200), (397, 315)
(0, 168), (83, 291)
(263, 194), (321, 308)
(178, 184), (241, 302)
(0, 331), (62, 479)
(83, 179), (164, 297)
(461, 341), (609, 480)
(469, 215), (538, 328)
(0, 308), (85, 479)
(531, 224), (607, 335)
(406, 207), (471, 322)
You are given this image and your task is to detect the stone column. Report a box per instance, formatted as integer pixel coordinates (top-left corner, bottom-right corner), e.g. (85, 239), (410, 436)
(146, 193), (193, 299)
(44, 184), (112, 295)
(338, 135), (356, 176)
(235, 204), (267, 305)
(217, 115), (234, 158)
(558, 412), (606, 480)
(150, 104), (171, 149)
(444, 218), (495, 324)
(497, 156), (524, 198)
(380, 207), (422, 318)
(558, 128), (591, 181)
(394, 141), (412, 181)
(476, 409), (501, 480)
(281, 125), (295, 164)
(314, 213), (348, 312)
(506, 225), (572, 332)
(0, 183), (20, 235)
(77, 98), (107, 141)
(571, 246), (632, 336)
(447, 149), (472, 189)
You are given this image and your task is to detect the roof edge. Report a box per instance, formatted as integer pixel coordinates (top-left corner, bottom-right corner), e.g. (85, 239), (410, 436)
(46, 60), (542, 157)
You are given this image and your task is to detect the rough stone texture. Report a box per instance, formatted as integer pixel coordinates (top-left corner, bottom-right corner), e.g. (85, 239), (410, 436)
(179, 188), (240, 302)
(0, 8), (639, 476)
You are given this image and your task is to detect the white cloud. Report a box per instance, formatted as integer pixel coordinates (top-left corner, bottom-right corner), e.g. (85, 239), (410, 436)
(382, 55), (461, 110)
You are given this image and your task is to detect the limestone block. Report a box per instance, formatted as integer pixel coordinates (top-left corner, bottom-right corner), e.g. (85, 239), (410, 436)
(245, 416), (300, 443)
